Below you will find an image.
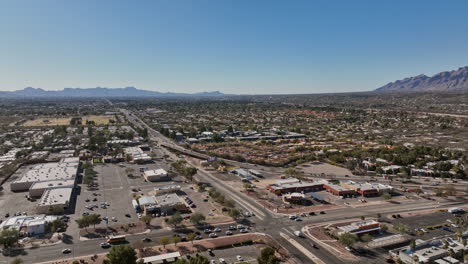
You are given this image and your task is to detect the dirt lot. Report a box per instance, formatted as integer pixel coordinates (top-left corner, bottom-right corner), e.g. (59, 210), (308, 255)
(22, 115), (114, 127)
(22, 117), (72, 126)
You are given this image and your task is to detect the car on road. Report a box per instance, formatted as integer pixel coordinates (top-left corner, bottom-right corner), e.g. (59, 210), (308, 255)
(125, 213), (131, 218)
(85, 199), (90, 202)
(100, 242), (111, 248)
(62, 249), (72, 254)
(142, 238), (152, 242)
(209, 233), (218, 238)
(112, 217), (117, 222)
(289, 215), (297, 220)
(228, 225), (236, 230)
(236, 256), (244, 261)
(210, 260), (216, 264)
(294, 231), (302, 237)
(82, 212), (89, 216)
(295, 218), (302, 222)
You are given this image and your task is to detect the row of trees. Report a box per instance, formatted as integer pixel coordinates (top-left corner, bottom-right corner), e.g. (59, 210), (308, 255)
(171, 160), (198, 181)
(75, 214), (102, 232)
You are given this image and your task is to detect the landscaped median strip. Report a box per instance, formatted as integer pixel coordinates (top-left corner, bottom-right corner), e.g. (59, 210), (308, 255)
(37, 233), (288, 264)
(279, 232), (326, 264)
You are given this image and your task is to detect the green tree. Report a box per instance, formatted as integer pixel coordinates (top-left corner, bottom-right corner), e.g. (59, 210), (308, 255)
(105, 245), (137, 264)
(393, 223), (409, 234)
(167, 212), (183, 229)
(190, 213), (206, 226)
(87, 214), (102, 229)
(338, 233), (358, 248)
(10, 257), (23, 264)
(361, 234), (373, 242)
(228, 208), (242, 220)
(381, 192), (392, 200)
(0, 229), (19, 249)
(172, 236), (181, 246)
(187, 232), (196, 244)
(160, 237), (170, 248)
(75, 216), (90, 232)
(140, 215), (152, 226)
(257, 246), (280, 264)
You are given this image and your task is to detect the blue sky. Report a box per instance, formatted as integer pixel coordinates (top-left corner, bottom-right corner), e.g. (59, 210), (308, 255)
(1, 0), (468, 94)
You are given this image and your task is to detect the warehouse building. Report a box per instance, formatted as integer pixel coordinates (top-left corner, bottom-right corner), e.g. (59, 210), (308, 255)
(10, 157), (79, 192)
(143, 169), (169, 182)
(29, 179), (76, 197)
(36, 187), (74, 214)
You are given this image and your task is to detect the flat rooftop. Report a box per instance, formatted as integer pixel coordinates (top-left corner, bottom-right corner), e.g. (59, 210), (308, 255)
(38, 187), (73, 206)
(30, 179), (76, 190)
(155, 193), (181, 207)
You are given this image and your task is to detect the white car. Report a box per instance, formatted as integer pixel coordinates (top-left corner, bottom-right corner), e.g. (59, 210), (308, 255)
(112, 217), (117, 222)
(236, 255), (244, 261)
(209, 233), (218, 238)
(100, 242), (111, 248)
(218, 258), (226, 264)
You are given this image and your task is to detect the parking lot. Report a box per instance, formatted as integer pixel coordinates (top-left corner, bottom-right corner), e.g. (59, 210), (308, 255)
(390, 211), (463, 240)
(0, 166), (41, 219)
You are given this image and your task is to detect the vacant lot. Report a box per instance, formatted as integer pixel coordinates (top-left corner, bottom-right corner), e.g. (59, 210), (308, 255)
(82, 115), (115, 125)
(22, 117), (72, 126)
(22, 115), (114, 126)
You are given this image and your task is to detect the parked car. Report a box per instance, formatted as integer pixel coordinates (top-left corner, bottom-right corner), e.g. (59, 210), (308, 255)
(213, 228), (221, 232)
(225, 231), (233, 235)
(209, 233), (218, 238)
(236, 256), (244, 261)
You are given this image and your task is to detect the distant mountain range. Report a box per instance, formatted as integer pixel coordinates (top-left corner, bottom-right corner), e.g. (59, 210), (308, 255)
(0, 87), (229, 98)
(376, 66), (468, 92)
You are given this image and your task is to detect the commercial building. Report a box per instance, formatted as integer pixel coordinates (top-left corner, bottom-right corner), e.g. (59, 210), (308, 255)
(323, 183), (356, 197)
(138, 196), (158, 214)
(230, 168), (254, 181)
(340, 180), (393, 197)
(36, 187), (74, 214)
(153, 184), (181, 195)
(10, 157), (79, 191)
(266, 178), (327, 195)
(29, 179), (76, 197)
(124, 147), (151, 163)
(390, 238), (465, 264)
(143, 169), (169, 182)
(0, 214), (58, 236)
(155, 193), (183, 214)
(337, 220), (381, 235)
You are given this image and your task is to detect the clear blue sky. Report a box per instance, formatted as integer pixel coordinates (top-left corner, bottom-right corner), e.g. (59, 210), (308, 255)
(1, 0), (468, 94)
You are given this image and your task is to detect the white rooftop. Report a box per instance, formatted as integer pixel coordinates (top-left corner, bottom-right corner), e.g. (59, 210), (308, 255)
(38, 187), (73, 206)
(30, 179), (76, 191)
